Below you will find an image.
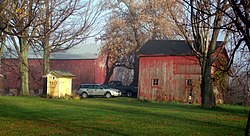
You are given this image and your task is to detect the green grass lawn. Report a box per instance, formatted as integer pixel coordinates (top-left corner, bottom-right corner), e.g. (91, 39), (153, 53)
(0, 96), (248, 136)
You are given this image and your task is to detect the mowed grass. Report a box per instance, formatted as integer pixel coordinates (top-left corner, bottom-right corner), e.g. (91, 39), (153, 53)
(0, 96), (248, 136)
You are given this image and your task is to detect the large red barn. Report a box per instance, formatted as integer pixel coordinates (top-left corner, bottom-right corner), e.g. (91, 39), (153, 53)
(0, 53), (106, 95)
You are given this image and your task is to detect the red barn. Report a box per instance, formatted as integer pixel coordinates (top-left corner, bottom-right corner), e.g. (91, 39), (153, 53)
(0, 53), (106, 95)
(138, 40), (227, 103)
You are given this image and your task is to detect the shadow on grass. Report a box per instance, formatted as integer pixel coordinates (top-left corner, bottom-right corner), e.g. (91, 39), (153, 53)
(0, 97), (129, 135)
(44, 97), (247, 127)
(91, 97), (249, 115)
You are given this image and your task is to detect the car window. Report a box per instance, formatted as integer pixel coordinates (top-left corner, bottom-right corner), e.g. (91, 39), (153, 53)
(80, 85), (88, 89)
(88, 85), (94, 89)
(95, 85), (103, 89)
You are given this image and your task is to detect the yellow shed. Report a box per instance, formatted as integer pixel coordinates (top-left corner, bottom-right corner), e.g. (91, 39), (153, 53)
(45, 70), (75, 98)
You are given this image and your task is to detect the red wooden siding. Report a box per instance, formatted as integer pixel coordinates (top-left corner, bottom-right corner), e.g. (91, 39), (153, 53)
(94, 54), (106, 84)
(138, 56), (202, 103)
(50, 59), (97, 89)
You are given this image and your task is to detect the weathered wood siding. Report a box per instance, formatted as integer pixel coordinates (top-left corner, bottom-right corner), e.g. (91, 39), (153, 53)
(139, 56), (201, 103)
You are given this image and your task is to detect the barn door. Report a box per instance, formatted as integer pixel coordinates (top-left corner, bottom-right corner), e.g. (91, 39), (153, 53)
(186, 79), (193, 104)
(186, 79), (201, 104)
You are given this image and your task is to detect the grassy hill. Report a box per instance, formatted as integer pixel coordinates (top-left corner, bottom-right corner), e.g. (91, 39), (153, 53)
(0, 96), (248, 135)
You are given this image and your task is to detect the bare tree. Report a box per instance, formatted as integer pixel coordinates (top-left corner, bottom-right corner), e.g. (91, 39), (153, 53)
(168, 0), (230, 108)
(38, 0), (105, 75)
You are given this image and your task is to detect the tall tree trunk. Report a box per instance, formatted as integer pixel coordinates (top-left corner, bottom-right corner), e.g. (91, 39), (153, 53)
(43, 0), (50, 75)
(43, 44), (50, 74)
(201, 55), (215, 108)
(19, 42), (29, 96)
(200, 6), (225, 107)
(103, 66), (115, 84)
(103, 52), (115, 84)
(195, 0), (225, 108)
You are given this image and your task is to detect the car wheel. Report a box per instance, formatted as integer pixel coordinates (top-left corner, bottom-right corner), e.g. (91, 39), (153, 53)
(126, 91), (133, 97)
(105, 92), (111, 98)
(82, 92), (88, 99)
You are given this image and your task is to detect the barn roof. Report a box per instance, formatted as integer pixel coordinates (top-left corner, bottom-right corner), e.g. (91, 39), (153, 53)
(139, 40), (223, 56)
(50, 53), (98, 60)
(2, 50), (98, 60)
(3, 43), (100, 60)
(139, 40), (193, 56)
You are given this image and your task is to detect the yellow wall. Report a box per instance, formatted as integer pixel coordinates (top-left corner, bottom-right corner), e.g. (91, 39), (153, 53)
(47, 74), (72, 98)
(58, 77), (72, 97)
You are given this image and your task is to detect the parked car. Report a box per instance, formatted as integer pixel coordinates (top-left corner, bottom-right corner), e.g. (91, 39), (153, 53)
(76, 84), (121, 98)
(105, 81), (138, 97)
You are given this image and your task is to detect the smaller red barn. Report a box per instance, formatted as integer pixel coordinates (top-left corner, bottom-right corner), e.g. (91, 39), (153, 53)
(138, 40), (226, 103)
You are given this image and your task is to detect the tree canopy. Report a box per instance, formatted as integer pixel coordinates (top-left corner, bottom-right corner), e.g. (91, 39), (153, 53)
(100, 0), (182, 84)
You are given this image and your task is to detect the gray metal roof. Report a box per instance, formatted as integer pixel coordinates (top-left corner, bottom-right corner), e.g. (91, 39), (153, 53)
(2, 43), (100, 60)
(50, 53), (98, 60)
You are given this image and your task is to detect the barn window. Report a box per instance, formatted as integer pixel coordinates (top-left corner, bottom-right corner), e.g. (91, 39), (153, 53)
(152, 79), (159, 86)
